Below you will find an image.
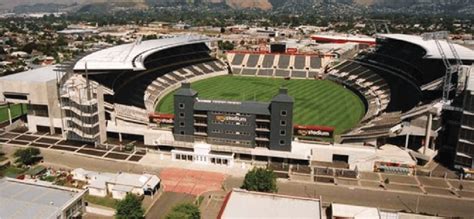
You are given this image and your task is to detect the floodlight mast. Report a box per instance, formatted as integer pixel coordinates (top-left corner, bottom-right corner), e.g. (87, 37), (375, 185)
(422, 31), (462, 103)
(370, 19), (391, 34)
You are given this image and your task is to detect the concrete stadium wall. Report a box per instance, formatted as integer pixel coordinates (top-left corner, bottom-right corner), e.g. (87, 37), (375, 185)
(0, 79), (61, 119)
(310, 144), (376, 171)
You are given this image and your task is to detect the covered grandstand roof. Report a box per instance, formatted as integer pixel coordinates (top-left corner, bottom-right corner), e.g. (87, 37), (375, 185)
(378, 34), (474, 60)
(73, 35), (211, 72)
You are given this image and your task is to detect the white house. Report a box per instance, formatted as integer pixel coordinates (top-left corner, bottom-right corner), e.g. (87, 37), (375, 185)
(72, 168), (160, 200)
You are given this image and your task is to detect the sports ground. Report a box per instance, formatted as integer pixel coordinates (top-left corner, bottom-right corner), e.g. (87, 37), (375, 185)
(156, 75), (365, 135)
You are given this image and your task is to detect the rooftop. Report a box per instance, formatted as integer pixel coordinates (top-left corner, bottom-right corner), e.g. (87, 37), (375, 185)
(72, 168), (160, 189)
(218, 189), (321, 219)
(0, 178), (85, 219)
(0, 65), (59, 83)
(379, 34), (474, 60)
(73, 35), (210, 71)
(331, 203), (380, 219)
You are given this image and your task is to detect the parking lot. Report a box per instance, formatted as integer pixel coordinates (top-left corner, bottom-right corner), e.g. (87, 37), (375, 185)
(0, 129), (145, 163)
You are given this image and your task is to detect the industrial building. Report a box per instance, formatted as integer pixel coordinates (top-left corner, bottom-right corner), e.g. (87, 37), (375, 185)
(0, 178), (86, 219)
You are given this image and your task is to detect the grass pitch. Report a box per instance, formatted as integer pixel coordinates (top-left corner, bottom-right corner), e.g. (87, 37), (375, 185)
(156, 75), (365, 135)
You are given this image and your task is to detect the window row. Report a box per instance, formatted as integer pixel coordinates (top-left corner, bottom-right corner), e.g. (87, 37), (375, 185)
(211, 120), (251, 126)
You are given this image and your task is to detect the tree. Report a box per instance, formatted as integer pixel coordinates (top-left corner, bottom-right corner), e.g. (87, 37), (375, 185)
(166, 203), (200, 219)
(116, 194), (144, 219)
(241, 167), (278, 193)
(218, 41), (234, 51)
(13, 147), (41, 166)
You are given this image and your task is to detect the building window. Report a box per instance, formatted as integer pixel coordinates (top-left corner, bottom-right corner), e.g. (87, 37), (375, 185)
(279, 140), (285, 145)
(180, 131), (185, 135)
(280, 110), (287, 116)
(179, 112), (185, 118)
(179, 122), (185, 127)
(280, 130), (286, 136)
(280, 120), (286, 126)
(179, 103), (185, 109)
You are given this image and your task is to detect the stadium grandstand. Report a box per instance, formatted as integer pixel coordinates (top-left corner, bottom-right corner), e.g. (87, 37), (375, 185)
(227, 52), (324, 79)
(58, 35), (227, 143)
(1, 33), (474, 173)
(334, 34), (473, 144)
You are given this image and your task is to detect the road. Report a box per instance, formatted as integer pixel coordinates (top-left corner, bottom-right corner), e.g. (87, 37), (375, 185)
(146, 192), (195, 219)
(4, 144), (474, 217)
(2, 145), (161, 175)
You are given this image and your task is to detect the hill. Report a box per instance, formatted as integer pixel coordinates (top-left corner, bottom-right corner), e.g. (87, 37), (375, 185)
(1, 0), (472, 15)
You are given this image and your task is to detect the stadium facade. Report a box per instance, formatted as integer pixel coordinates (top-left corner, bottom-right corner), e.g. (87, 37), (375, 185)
(1, 34), (474, 173)
(173, 83), (293, 151)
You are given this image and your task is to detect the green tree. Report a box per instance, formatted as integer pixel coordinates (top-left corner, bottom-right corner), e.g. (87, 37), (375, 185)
(241, 167), (278, 193)
(13, 147), (41, 166)
(115, 194), (144, 219)
(218, 41), (234, 51)
(166, 203), (200, 219)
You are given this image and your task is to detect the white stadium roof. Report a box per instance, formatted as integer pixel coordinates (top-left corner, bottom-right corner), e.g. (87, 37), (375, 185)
(73, 35), (211, 72)
(378, 34), (474, 60)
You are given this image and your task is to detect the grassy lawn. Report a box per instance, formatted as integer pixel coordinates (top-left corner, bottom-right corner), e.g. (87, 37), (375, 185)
(156, 75), (365, 135)
(0, 104), (27, 123)
(85, 194), (119, 209)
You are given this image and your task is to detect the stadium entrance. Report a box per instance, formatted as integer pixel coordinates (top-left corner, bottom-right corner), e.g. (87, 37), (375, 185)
(171, 142), (234, 167)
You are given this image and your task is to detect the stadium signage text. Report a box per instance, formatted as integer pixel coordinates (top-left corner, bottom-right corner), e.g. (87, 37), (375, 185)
(293, 125), (334, 138)
(198, 99), (242, 105)
(215, 115), (247, 123)
(149, 113), (174, 124)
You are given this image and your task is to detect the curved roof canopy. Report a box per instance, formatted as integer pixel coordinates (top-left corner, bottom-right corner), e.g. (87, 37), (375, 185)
(73, 35), (211, 72)
(378, 34), (474, 61)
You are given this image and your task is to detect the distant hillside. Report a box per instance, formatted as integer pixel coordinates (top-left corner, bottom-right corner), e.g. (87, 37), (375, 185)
(0, 0), (472, 14)
(224, 0), (272, 10)
(1, 0), (148, 11)
(355, 0), (471, 8)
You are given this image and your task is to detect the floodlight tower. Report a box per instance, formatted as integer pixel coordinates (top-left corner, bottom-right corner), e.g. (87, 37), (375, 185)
(422, 31), (462, 102)
(370, 19), (391, 34)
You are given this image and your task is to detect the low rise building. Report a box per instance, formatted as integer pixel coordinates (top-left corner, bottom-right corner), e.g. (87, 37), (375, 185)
(0, 178), (86, 219)
(330, 203), (445, 219)
(72, 168), (160, 200)
(218, 189), (322, 219)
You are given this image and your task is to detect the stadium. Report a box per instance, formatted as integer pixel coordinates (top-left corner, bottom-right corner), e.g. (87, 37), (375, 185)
(1, 33), (474, 173)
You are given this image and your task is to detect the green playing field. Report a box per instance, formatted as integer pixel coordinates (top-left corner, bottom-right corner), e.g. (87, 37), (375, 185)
(156, 75), (365, 135)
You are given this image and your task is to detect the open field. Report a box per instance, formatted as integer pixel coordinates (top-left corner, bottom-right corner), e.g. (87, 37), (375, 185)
(156, 75), (365, 134)
(0, 104), (27, 123)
